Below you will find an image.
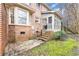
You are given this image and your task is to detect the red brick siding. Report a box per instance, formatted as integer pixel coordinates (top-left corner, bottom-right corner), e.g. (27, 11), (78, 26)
(8, 25), (15, 42)
(8, 25), (32, 42)
(0, 4), (8, 55)
(0, 3), (3, 56)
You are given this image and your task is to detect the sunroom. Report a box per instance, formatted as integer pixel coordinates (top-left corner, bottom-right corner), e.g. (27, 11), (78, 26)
(42, 11), (62, 32)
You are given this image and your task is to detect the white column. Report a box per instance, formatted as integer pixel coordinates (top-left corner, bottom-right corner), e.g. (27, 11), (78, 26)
(26, 11), (30, 25)
(52, 14), (54, 32)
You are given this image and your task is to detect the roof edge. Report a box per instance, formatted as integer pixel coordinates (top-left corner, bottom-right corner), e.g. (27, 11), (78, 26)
(41, 3), (52, 11)
(42, 11), (63, 19)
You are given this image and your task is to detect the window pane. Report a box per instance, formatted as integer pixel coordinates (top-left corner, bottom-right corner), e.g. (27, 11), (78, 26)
(54, 19), (57, 29)
(54, 18), (61, 29)
(18, 17), (26, 24)
(10, 8), (14, 24)
(47, 17), (52, 29)
(18, 9), (27, 17)
(36, 3), (40, 8)
(47, 24), (52, 29)
(48, 17), (52, 23)
(17, 9), (27, 24)
(42, 18), (47, 25)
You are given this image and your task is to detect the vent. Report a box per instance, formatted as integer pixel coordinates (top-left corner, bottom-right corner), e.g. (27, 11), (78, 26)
(20, 32), (25, 34)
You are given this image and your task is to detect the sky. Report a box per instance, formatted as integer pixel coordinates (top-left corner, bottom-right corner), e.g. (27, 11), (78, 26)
(47, 3), (65, 11)
(47, 3), (65, 15)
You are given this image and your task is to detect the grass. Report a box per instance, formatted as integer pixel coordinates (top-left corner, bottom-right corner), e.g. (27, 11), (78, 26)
(23, 38), (76, 56)
(73, 41), (79, 55)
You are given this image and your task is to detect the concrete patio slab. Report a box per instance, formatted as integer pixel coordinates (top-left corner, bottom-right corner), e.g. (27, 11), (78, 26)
(4, 39), (44, 56)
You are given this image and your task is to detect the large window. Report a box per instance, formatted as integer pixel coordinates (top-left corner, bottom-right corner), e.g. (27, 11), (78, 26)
(17, 9), (27, 24)
(9, 7), (28, 25)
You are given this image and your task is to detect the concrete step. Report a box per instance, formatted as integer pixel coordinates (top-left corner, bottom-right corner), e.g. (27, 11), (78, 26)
(39, 37), (48, 40)
(38, 38), (48, 41)
(41, 35), (49, 38)
(38, 36), (50, 41)
(37, 31), (53, 41)
(42, 34), (51, 36)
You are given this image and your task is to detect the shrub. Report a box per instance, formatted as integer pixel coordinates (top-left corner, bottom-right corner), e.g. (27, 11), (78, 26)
(53, 31), (66, 40)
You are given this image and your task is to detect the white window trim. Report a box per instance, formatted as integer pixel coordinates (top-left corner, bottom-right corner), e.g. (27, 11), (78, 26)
(9, 7), (31, 26)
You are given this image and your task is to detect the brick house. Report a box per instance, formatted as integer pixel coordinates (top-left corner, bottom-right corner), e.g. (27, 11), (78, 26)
(0, 3), (62, 55)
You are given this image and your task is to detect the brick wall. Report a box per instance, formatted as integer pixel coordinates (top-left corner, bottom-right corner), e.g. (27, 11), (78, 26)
(8, 25), (32, 42)
(30, 4), (43, 34)
(8, 25), (15, 42)
(15, 25), (32, 41)
(0, 3), (3, 56)
(0, 3), (8, 55)
(30, 4), (50, 35)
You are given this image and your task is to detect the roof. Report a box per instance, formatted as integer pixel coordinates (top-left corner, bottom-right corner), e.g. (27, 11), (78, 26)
(5, 3), (52, 13)
(42, 11), (63, 19)
(41, 3), (52, 11)
(5, 3), (35, 14)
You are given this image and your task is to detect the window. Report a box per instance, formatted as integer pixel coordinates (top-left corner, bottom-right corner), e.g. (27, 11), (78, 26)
(35, 20), (38, 23)
(36, 3), (40, 8)
(17, 9), (27, 24)
(54, 17), (61, 29)
(48, 16), (52, 29)
(42, 18), (47, 25)
(35, 16), (40, 23)
(9, 7), (28, 25)
(9, 8), (14, 24)
(54, 19), (58, 29)
(48, 17), (52, 23)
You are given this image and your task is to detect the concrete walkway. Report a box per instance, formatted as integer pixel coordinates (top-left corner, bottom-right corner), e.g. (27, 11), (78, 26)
(4, 39), (44, 56)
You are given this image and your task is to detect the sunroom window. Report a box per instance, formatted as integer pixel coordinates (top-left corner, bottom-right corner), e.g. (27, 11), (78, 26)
(54, 17), (61, 29)
(48, 16), (52, 29)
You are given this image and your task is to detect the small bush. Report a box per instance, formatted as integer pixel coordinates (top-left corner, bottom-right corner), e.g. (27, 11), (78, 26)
(53, 31), (66, 40)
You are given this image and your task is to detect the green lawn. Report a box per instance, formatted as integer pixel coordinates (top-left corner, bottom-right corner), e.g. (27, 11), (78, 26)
(23, 38), (76, 56)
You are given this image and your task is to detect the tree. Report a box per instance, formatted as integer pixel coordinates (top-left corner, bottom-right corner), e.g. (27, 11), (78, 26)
(63, 3), (79, 33)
